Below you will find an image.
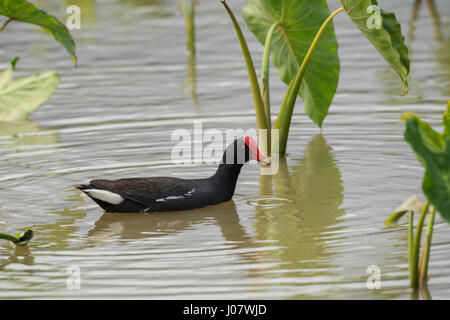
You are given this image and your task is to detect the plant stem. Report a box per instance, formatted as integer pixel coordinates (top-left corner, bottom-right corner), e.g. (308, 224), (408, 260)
(274, 7), (344, 154)
(419, 205), (436, 285)
(261, 23), (277, 131)
(408, 212), (414, 287)
(220, 0), (269, 155)
(0, 18), (13, 33)
(0, 231), (20, 244)
(410, 201), (429, 288)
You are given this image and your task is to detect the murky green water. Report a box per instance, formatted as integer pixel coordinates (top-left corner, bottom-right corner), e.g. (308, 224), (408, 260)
(0, 0), (449, 299)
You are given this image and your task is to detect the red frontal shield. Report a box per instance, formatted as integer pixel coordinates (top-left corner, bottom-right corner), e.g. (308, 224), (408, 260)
(244, 136), (267, 162)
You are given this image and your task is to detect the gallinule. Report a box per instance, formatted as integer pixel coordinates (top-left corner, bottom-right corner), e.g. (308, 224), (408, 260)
(77, 136), (268, 213)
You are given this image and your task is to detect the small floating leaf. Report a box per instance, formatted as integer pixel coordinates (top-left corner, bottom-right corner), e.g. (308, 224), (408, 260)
(0, 57), (19, 89)
(386, 195), (424, 225)
(16, 229), (34, 246)
(0, 0), (77, 65)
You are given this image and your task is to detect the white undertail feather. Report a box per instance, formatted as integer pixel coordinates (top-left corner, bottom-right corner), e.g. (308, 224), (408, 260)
(84, 189), (124, 205)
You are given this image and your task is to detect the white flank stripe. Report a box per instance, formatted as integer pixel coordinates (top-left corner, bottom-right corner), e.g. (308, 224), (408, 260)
(84, 189), (124, 204)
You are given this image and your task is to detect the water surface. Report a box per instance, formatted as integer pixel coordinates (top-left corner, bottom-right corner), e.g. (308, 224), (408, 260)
(0, 0), (449, 299)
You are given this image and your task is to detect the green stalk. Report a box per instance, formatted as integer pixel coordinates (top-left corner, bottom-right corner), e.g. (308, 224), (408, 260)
(419, 205), (436, 285)
(0, 229), (33, 246)
(408, 212), (414, 287)
(0, 18), (13, 33)
(410, 201), (429, 288)
(0, 231), (20, 244)
(261, 23), (277, 130)
(273, 7), (344, 154)
(220, 0), (269, 155)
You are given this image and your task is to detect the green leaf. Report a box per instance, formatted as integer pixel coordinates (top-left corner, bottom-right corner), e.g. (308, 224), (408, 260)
(0, 0), (77, 65)
(16, 229), (34, 246)
(340, 0), (409, 95)
(242, 0), (339, 127)
(443, 100), (450, 141)
(401, 113), (444, 153)
(0, 57), (18, 89)
(0, 61), (60, 121)
(404, 116), (450, 223)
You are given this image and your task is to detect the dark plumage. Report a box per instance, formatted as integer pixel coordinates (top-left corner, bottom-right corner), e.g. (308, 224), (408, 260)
(77, 137), (267, 213)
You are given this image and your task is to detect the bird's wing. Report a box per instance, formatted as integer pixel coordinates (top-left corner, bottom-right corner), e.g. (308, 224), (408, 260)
(89, 177), (195, 206)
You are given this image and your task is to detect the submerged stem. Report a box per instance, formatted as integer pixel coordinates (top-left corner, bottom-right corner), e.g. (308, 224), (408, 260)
(419, 205), (436, 285)
(274, 7), (344, 154)
(408, 212), (414, 287)
(410, 201), (429, 288)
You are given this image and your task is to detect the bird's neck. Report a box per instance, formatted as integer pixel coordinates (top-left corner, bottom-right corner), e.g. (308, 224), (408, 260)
(208, 162), (244, 202)
(212, 162), (244, 181)
(207, 147), (246, 201)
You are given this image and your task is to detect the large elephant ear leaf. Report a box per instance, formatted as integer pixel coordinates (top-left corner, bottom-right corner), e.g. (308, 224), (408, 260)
(404, 115), (450, 223)
(242, 0), (339, 127)
(340, 0), (409, 95)
(0, 0), (77, 65)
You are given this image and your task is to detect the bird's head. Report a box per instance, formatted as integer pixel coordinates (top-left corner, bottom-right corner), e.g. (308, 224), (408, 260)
(223, 136), (270, 165)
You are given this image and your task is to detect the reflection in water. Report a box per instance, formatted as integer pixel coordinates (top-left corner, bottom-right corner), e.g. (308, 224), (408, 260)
(0, 121), (59, 170)
(186, 53), (199, 109)
(425, 0), (443, 42)
(0, 121), (58, 150)
(88, 201), (249, 246)
(63, 0), (96, 25)
(254, 134), (345, 278)
(383, 0), (449, 103)
(87, 200), (270, 276)
(407, 0), (422, 45)
(119, 0), (173, 18)
(408, 0), (444, 47)
(27, 192), (87, 251)
(0, 245), (34, 272)
(121, 0), (165, 7)
(411, 284), (432, 300)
